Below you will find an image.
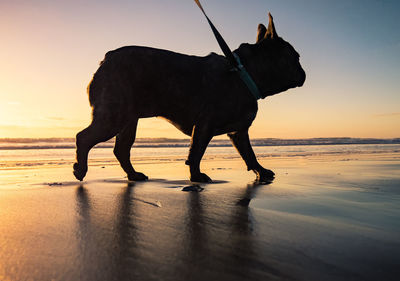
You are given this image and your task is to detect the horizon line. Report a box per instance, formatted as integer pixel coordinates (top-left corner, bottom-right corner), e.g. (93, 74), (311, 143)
(1, 137), (399, 144)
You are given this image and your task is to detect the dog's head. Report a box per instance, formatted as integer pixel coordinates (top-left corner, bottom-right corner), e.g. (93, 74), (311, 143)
(237, 13), (306, 98)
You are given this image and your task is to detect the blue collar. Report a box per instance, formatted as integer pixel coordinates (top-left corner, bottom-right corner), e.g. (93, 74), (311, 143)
(233, 53), (262, 100)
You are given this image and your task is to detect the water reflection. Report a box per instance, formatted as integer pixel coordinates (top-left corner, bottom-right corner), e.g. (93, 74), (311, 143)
(229, 181), (285, 280)
(75, 185), (99, 280)
(180, 191), (208, 280)
(75, 185), (91, 252)
(76, 185), (90, 224)
(73, 180), (279, 281)
(112, 183), (140, 280)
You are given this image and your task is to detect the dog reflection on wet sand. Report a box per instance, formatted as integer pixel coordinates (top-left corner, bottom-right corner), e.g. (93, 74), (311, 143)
(74, 180), (280, 280)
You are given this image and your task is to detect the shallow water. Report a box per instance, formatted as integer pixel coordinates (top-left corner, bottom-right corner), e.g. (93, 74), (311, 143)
(1, 143), (399, 169)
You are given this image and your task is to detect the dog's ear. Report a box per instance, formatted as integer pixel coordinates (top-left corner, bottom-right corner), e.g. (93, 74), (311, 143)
(265, 13), (278, 39)
(256, 24), (267, 43)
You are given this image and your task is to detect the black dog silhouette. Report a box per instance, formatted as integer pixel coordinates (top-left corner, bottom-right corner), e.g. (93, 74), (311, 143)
(74, 14), (305, 182)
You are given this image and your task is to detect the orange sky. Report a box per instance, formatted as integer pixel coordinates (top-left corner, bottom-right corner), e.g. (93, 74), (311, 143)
(0, 0), (399, 139)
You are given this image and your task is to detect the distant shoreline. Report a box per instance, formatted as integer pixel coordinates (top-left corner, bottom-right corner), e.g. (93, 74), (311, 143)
(0, 137), (399, 150)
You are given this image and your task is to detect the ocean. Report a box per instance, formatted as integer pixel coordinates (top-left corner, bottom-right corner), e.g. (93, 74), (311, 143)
(1, 138), (399, 170)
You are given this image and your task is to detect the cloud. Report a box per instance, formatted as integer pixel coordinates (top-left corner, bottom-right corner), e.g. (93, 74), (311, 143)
(0, 124), (83, 138)
(373, 112), (400, 118)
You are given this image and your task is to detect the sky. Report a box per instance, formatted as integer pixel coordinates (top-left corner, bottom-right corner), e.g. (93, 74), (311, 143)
(0, 0), (399, 139)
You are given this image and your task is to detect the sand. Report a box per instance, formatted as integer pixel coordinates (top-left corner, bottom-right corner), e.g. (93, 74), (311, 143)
(0, 151), (399, 281)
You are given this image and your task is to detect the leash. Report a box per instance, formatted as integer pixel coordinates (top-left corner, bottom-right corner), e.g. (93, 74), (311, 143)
(193, 0), (262, 100)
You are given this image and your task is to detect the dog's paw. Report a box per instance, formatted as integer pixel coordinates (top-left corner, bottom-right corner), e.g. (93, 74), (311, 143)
(190, 172), (212, 183)
(73, 163), (87, 181)
(128, 172), (148, 181)
(256, 168), (275, 183)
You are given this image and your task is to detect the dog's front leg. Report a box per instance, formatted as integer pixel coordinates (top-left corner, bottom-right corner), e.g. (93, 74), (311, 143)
(228, 129), (275, 182)
(186, 124), (213, 182)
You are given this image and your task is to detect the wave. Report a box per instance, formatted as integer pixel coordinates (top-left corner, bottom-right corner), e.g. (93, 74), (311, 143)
(0, 137), (399, 150)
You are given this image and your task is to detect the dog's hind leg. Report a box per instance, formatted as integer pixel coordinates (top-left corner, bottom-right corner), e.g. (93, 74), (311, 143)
(228, 129), (275, 182)
(114, 119), (148, 181)
(74, 120), (118, 181)
(186, 124), (213, 183)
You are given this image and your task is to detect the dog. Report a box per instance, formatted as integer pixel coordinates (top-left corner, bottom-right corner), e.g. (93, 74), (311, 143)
(73, 13), (305, 182)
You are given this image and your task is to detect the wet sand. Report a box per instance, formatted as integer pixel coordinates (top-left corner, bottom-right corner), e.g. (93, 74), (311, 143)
(1, 152), (399, 281)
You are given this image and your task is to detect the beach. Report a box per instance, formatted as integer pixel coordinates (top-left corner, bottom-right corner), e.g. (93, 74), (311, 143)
(1, 143), (400, 281)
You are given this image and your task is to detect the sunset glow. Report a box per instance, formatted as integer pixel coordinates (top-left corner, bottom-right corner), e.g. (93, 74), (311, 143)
(0, 0), (399, 139)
